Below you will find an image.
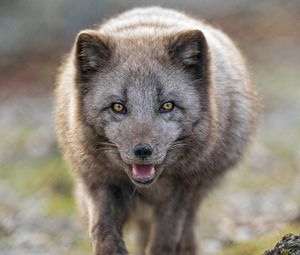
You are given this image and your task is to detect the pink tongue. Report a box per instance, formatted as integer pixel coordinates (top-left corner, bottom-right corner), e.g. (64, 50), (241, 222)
(132, 164), (155, 179)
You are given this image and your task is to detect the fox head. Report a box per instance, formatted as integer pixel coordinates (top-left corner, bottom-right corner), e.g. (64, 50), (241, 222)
(73, 29), (214, 186)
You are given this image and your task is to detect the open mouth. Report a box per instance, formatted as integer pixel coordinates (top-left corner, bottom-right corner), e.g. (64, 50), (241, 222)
(131, 163), (156, 185)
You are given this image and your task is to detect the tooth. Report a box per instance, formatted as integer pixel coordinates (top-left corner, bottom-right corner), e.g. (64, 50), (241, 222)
(132, 166), (137, 176)
(150, 166), (155, 176)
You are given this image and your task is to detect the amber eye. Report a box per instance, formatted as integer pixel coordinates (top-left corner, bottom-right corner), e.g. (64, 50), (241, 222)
(160, 101), (175, 112)
(111, 102), (127, 114)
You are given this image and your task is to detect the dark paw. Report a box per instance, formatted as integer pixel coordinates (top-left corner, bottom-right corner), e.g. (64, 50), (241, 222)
(93, 241), (128, 255)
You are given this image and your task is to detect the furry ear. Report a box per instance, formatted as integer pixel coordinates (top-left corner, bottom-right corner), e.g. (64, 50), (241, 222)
(168, 30), (208, 68)
(75, 30), (113, 82)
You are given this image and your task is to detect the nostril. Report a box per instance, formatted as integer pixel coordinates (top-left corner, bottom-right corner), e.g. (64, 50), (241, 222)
(134, 143), (153, 159)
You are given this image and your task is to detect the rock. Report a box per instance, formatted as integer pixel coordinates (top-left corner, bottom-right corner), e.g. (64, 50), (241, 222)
(263, 234), (300, 255)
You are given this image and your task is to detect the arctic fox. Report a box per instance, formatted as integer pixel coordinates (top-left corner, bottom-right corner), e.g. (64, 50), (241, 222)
(55, 6), (259, 255)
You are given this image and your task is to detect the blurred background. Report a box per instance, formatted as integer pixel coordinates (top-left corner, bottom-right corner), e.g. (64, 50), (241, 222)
(0, 0), (299, 254)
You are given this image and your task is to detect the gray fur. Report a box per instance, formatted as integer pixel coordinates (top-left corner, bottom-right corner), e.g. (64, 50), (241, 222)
(55, 6), (259, 255)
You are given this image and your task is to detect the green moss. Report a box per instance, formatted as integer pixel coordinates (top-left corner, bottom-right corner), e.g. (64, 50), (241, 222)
(66, 238), (91, 255)
(0, 154), (75, 216)
(281, 250), (292, 255)
(221, 224), (300, 255)
(46, 193), (75, 216)
(1, 236), (13, 246)
(0, 155), (72, 195)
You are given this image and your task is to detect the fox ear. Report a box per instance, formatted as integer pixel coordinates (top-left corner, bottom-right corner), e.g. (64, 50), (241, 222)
(75, 30), (113, 82)
(168, 30), (208, 68)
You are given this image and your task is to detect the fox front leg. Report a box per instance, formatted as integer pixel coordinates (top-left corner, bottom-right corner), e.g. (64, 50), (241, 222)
(178, 189), (203, 255)
(146, 189), (193, 255)
(85, 185), (129, 255)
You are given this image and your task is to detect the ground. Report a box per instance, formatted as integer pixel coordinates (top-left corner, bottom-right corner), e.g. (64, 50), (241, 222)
(0, 1), (299, 254)
(0, 62), (299, 254)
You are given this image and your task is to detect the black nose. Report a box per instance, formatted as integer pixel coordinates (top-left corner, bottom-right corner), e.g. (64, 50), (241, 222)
(134, 143), (153, 159)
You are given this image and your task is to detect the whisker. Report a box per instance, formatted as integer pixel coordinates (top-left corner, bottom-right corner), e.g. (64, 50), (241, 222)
(94, 148), (115, 154)
(97, 141), (118, 148)
(94, 147), (119, 160)
(168, 139), (205, 155)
